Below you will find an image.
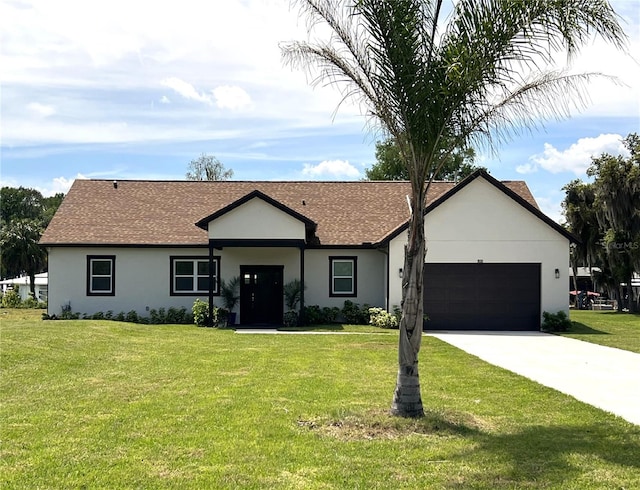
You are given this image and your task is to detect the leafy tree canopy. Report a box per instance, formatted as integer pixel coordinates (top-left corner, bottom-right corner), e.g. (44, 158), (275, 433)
(0, 186), (65, 290)
(186, 154), (234, 181)
(563, 133), (639, 312)
(365, 137), (483, 181)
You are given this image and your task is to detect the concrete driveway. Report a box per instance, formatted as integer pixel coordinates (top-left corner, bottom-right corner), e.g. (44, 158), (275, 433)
(427, 331), (640, 426)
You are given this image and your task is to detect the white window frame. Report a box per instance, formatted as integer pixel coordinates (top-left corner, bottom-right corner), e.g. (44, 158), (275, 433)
(329, 256), (357, 297)
(87, 255), (115, 296)
(170, 256), (219, 296)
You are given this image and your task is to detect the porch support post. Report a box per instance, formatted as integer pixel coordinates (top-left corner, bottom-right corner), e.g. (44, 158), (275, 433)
(208, 239), (214, 327)
(299, 244), (305, 325)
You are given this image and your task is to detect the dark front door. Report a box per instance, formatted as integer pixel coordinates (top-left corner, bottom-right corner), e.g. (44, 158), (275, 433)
(423, 263), (541, 330)
(240, 266), (284, 325)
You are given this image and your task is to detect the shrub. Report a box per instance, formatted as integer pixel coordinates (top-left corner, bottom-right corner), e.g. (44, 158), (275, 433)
(21, 294), (40, 309)
(302, 305), (340, 325)
(341, 300), (370, 325)
(303, 305), (322, 325)
(321, 306), (340, 323)
(125, 310), (139, 323)
(2, 289), (21, 308)
(541, 310), (572, 332)
(166, 306), (191, 324)
(283, 280), (305, 311)
(215, 307), (229, 328)
(283, 310), (299, 328)
(193, 299), (209, 326)
(115, 311), (125, 322)
(60, 303), (80, 320)
(369, 307), (399, 329)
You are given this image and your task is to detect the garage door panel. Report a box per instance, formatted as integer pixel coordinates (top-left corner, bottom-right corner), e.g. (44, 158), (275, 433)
(424, 263), (540, 331)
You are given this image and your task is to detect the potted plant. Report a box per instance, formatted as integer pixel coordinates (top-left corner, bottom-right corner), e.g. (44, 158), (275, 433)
(220, 276), (240, 325)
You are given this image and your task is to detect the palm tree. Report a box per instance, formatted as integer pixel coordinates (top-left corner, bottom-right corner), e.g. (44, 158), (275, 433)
(281, 0), (626, 417)
(0, 219), (47, 297)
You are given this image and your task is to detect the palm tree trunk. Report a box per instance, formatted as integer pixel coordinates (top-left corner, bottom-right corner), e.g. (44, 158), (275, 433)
(28, 270), (36, 298)
(617, 285), (624, 312)
(391, 188), (425, 418)
(627, 272), (637, 313)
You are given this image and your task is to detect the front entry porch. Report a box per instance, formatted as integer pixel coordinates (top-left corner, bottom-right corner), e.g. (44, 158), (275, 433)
(239, 265), (284, 326)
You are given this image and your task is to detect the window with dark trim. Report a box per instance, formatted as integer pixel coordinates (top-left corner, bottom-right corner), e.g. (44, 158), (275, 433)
(170, 256), (219, 296)
(87, 255), (116, 296)
(329, 256), (357, 297)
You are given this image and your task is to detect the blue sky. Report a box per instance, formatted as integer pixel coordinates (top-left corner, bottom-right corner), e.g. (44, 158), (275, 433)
(1, 0), (639, 223)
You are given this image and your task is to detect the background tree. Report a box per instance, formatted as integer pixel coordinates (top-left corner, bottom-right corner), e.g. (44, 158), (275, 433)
(588, 133), (640, 312)
(0, 219), (47, 297)
(562, 179), (600, 303)
(0, 187), (64, 294)
(186, 154), (234, 181)
(282, 0), (626, 417)
(1, 187), (44, 224)
(365, 136), (481, 181)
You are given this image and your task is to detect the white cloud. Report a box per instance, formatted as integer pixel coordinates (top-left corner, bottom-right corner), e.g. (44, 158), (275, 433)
(515, 163), (538, 174)
(159, 95), (170, 104)
(213, 85), (252, 110)
(524, 133), (630, 175)
(161, 77), (212, 105)
(535, 195), (565, 224)
(27, 102), (55, 117)
(36, 174), (87, 196)
(301, 159), (361, 179)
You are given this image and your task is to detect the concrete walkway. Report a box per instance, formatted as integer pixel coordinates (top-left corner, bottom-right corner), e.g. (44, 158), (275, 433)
(427, 331), (640, 426)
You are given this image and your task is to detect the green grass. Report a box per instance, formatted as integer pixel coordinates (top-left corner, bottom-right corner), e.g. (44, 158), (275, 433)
(2, 309), (639, 489)
(566, 310), (640, 353)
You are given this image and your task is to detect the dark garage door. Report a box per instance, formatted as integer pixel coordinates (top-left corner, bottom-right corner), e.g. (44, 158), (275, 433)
(423, 263), (541, 331)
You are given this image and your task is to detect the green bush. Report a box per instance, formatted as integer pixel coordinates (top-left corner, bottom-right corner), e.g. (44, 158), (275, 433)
(21, 294), (39, 309)
(193, 299), (209, 326)
(541, 310), (572, 332)
(341, 300), (370, 325)
(60, 303), (80, 320)
(2, 289), (21, 308)
(302, 305), (340, 325)
(283, 280), (305, 311)
(321, 306), (340, 323)
(303, 305), (322, 325)
(283, 310), (299, 328)
(125, 310), (139, 323)
(169, 306), (191, 324)
(368, 307), (399, 329)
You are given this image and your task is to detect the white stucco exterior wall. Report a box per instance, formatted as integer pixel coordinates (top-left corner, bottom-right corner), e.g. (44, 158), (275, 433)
(304, 249), (386, 308)
(208, 198), (306, 240)
(47, 247), (215, 317)
(47, 245), (387, 320)
(388, 178), (570, 321)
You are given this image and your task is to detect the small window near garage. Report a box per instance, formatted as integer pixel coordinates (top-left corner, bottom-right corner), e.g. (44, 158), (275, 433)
(87, 255), (115, 296)
(329, 256), (357, 297)
(170, 256), (219, 296)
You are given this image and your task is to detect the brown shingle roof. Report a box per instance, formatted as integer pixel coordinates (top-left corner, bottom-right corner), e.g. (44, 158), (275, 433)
(40, 176), (540, 247)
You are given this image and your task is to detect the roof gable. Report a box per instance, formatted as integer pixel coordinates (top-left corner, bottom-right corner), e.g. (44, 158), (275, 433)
(381, 169), (576, 244)
(195, 190), (316, 231)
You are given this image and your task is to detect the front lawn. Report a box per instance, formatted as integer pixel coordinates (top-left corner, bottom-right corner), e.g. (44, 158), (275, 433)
(567, 310), (640, 353)
(1, 310), (639, 489)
